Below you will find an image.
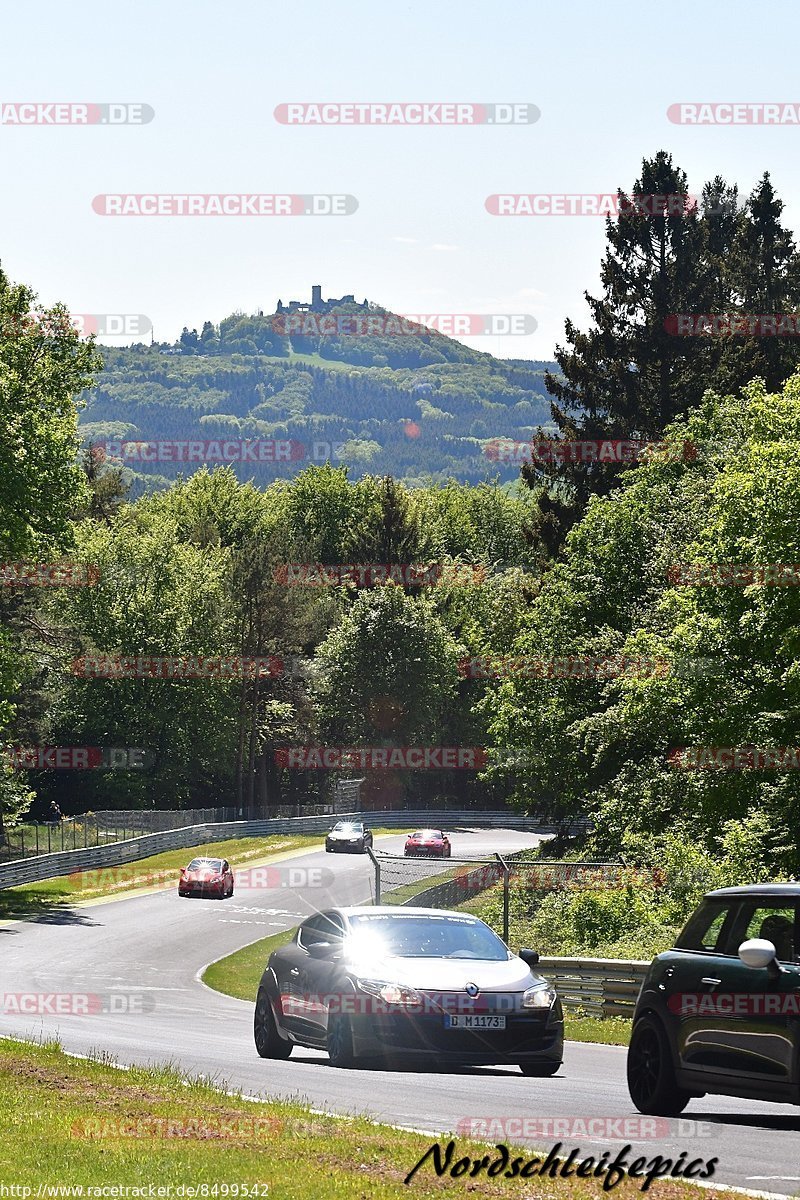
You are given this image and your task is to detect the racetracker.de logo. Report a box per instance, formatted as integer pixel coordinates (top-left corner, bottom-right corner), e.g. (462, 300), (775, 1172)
(2, 312), (152, 339)
(455, 1117), (715, 1140)
(7, 746), (149, 769)
(92, 194), (357, 216)
(272, 313), (536, 337)
(484, 438), (696, 464)
(0, 562), (99, 586)
(458, 655), (671, 680)
(1, 992), (154, 1014)
(486, 193), (700, 217)
(71, 1116), (282, 1139)
(273, 563), (487, 587)
(96, 438), (306, 464)
(71, 655), (291, 680)
(274, 102), (539, 125)
(666, 314), (800, 336)
(0, 102), (154, 125)
(668, 992), (800, 1016)
(668, 563), (800, 586)
(275, 746), (487, 769)
(667, 103), (800, 125)
(668, 746), (800, 770)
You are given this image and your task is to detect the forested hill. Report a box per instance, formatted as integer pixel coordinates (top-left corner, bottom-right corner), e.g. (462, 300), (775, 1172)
(78, 303), (557, 493)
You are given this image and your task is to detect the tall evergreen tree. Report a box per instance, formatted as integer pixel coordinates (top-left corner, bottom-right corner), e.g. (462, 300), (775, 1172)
(526, 155), (800, 554)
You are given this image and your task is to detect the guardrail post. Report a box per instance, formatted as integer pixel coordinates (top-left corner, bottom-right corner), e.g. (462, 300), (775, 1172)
(366, 846), (381, 904)
(495, 852), (510, 945)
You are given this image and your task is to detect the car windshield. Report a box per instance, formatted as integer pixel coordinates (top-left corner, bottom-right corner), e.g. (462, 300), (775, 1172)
(333, 822), (362, 832)
(187, 858), (222, 871)
(411, 830), (440, 839)
(346, 913), (510, 960)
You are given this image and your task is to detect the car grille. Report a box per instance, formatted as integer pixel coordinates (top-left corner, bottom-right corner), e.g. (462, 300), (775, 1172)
(367, 1011), (556, 1056)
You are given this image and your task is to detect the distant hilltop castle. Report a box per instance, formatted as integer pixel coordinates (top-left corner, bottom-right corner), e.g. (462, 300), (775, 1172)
(275, 285), (369, 316)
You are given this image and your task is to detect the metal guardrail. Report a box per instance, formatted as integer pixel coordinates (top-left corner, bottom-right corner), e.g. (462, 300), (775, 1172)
(0, 809), (577, 890)
(537, 956), (649, 1018)
(0, 814), (362, 891)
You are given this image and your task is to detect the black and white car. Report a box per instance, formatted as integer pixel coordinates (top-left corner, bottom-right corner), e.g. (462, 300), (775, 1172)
(325, 820), (373, 854)
(254, 906), (563, 1072)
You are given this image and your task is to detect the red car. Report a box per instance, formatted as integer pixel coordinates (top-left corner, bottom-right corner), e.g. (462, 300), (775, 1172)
(404, 828), (452, 857)
(178, 856), (234, 898)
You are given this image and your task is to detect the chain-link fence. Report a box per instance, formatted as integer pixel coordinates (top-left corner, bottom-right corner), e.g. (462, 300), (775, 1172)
(0, 802), (355, 862)
(371, 850), (624, 943)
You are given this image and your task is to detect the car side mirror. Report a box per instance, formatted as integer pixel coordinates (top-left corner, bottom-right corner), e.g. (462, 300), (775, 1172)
(306, 942), (334, 959)
(738, 938), (779, 971)
(519, 948), (540, 967)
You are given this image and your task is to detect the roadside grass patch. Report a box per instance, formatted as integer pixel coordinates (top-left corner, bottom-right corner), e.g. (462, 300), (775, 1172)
(0, 1037), (736, 1199)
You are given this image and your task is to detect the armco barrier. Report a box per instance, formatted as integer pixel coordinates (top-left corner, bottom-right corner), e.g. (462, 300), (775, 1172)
(0, 810), (578, 890)
(0, 814), (361, 891)
(537, 956), (649, 1018)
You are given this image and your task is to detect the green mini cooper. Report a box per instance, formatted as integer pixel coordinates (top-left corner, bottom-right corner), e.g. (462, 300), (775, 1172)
(627, 884), (800, 1114)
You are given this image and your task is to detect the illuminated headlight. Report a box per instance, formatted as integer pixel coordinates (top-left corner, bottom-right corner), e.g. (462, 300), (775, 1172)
(357, 978), (422, 1006)
(522, 985), (557, 1009)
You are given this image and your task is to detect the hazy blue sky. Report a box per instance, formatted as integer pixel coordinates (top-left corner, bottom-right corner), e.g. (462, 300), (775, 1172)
(3, 1), (800, 358)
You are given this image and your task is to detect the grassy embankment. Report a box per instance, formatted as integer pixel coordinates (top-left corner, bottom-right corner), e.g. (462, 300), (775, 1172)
(0, 1038), (733, 1199)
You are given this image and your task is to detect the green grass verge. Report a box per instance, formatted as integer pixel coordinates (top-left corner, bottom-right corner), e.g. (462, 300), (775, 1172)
(563, 1013), (632, 1046)
(202, 928), (294, 1000)
(0, 1037), (733, 1199)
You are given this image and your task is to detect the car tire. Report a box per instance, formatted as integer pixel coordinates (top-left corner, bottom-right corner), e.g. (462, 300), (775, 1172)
(519, 1061), (561, 1076)
(254, 989), (292, 1060)
(327, 1014), (356, 1068)
(627, 1015), (691, 1115)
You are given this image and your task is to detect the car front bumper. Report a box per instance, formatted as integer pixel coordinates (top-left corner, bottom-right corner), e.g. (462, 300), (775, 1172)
(348, 1009), (563, 1064)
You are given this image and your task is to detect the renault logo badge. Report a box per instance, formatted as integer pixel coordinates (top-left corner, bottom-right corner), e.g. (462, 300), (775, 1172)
(465, 982), (480, 997)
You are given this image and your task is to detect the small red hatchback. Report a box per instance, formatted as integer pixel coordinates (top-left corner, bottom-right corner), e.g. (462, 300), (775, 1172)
(178, 856), (234, 899)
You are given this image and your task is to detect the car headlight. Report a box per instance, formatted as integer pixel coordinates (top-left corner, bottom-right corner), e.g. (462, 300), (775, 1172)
(522, 985), (557, 1009)
(357, 978), (422, 1007)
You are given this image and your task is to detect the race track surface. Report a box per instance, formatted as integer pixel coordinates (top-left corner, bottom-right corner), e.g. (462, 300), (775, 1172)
(1, 829), (798, 1193)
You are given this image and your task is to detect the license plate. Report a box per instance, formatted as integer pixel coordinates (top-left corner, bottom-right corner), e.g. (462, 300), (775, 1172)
(445, 1014), (506, 1030)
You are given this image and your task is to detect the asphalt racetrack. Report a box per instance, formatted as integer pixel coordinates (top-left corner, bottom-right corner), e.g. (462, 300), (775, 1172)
(1, 828), (798, 1193)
